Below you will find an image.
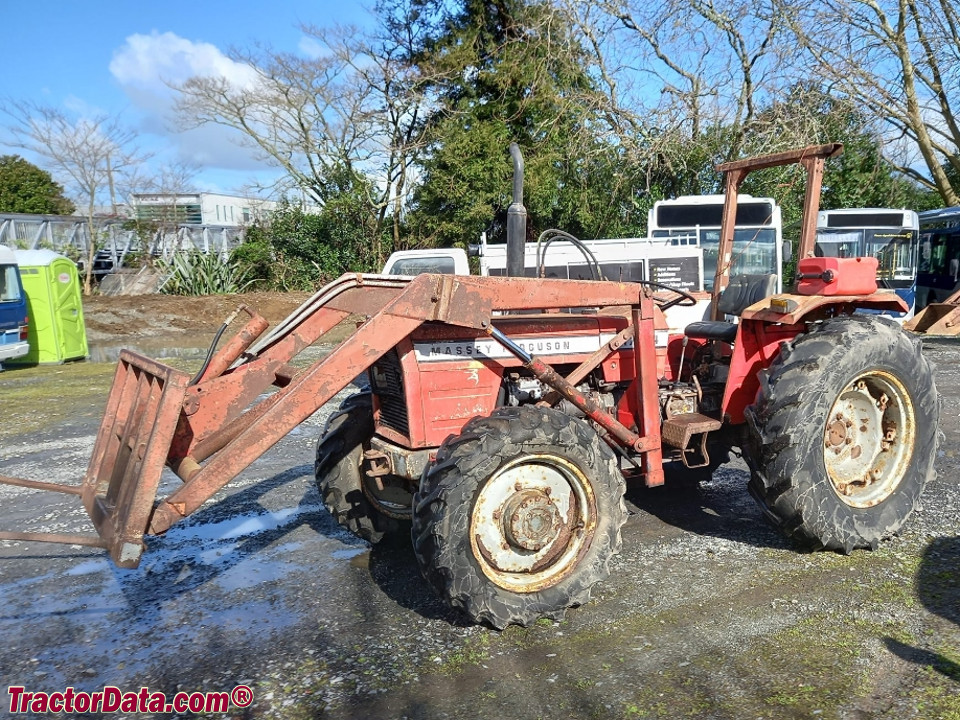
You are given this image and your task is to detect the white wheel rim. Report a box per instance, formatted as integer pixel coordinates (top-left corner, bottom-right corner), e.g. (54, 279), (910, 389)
(823, 370), (916, 508)
(469, 454), (596, 592)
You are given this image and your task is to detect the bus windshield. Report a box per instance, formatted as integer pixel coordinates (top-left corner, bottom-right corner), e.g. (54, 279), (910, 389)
(815, 228), (917, 288)
(648, 195), (782, 292)
(651, 227), (779, 290)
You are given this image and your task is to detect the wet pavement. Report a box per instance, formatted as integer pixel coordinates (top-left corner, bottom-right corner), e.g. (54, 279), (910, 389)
(0, 341), (957, 720)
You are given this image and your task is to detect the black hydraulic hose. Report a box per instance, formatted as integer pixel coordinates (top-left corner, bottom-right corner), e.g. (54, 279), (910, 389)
(188, 322), (230, 386)
(188, 305), (245, 386)
(536, 229), (603, 280)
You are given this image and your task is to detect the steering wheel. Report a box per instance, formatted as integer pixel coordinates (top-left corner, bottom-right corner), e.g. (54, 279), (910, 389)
(640, 281), (698, 311)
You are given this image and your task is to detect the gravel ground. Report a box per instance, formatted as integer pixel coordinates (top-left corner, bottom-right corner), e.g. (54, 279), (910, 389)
(0, 315), (956, 720)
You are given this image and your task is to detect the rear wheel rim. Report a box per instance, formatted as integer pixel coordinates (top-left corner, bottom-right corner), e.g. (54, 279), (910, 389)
(823, 369), (915, 508)
(469, 454), (596, 593)
(361, 473), (413, 520)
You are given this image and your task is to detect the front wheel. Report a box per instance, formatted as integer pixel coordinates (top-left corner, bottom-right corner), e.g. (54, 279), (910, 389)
(745, 315), (939, 552)
(412, 406), (627, 628)
(315, 393), (409, 543)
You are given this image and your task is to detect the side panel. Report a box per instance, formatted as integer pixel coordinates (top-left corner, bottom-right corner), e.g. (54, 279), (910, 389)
(721, 320), (804, 424)
(373, 315), (668, 448)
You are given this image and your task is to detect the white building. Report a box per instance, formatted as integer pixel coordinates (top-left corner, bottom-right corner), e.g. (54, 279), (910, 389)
(130, 192), (278, 227)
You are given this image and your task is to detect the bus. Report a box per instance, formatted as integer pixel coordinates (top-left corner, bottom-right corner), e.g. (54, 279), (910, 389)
(646, 194), (785, 293)
(815, 208), (920, 316)
(916, 206), (960, 310)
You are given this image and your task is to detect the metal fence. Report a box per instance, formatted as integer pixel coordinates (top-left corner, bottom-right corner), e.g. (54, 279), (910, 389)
(0, 213), (245, 271)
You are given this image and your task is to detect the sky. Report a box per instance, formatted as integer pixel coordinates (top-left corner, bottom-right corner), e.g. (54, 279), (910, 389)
(0, 0), (373, 199)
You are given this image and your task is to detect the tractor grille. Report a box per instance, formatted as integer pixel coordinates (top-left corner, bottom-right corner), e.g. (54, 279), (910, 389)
(371, 350), (409, 437)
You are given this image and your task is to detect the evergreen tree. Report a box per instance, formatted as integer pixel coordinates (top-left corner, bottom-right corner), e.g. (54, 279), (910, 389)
(406, 0), (647, 247)
(0, 155), (75, 215)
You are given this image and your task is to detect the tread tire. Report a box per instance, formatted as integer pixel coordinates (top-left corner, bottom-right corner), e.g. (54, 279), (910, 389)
(745, 315), (939, 552)
(412, 405), (626, 629)
(315, 392), (399, 544)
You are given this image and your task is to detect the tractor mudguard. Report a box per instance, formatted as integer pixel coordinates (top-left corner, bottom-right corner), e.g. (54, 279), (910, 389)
(720, 291), (910, 424)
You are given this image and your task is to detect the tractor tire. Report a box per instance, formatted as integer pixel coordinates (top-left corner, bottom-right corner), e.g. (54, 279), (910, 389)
(745, 315), (939, 552)
(412, 405), (627, 629)
(315, 392), (405, 544)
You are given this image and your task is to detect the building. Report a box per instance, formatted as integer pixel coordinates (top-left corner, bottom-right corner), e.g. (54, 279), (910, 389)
(130, 192), (278, 227)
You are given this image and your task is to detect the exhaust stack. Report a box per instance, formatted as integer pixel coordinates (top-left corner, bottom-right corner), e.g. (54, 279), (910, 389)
(506, 143), (527, 278)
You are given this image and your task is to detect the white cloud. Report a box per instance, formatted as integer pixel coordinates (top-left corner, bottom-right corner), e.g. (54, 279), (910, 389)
(62, 94), (105, 119)
(110, 31), (258, 93)
(109, 32), (272, 184)
(297, 35), (325, 60)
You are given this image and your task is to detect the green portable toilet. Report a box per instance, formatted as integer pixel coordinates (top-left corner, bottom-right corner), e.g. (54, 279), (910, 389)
(11, 249), (88, 364)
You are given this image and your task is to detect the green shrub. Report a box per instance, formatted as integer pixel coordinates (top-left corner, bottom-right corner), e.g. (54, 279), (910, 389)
(158, 251), (252, 295)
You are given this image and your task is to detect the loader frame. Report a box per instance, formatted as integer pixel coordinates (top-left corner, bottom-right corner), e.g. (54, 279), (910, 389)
(0, 274), (664, 566)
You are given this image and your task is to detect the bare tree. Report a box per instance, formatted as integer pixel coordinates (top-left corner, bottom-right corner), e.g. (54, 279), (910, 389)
(304, 17), (438, 252)
(3, 102), (149, 293)
(788, 0), (960, 205)
(579, 1), (791, 150)
(173, 13), (439, 265)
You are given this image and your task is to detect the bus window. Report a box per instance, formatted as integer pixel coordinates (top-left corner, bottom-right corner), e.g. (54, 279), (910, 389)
(916, 229), (960, 309)
(648, 195), (784, 292)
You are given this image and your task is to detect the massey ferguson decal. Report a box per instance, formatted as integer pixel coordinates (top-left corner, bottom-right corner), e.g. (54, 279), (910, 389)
(413, 331), (667, 363)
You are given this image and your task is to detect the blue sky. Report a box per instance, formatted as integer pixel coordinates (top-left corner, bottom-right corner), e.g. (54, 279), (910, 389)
(0, 0), (372, 198)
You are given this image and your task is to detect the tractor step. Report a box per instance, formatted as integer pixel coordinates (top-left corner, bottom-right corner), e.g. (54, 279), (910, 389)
(661, 413), (722, 469)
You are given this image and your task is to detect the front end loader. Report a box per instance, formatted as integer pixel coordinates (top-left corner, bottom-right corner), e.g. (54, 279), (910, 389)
(0, 144), (939, 629)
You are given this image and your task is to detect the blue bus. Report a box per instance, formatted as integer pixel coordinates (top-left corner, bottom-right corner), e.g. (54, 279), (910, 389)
(815, 208), (920, 317)
(0, 245), (29, 368)
(916, 207), (960, 310)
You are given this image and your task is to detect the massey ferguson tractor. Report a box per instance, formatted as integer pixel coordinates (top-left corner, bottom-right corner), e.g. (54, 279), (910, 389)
(0, 144), (940, 629)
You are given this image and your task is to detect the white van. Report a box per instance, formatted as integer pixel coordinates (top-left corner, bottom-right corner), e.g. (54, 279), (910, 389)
(381, 248), (470, 276)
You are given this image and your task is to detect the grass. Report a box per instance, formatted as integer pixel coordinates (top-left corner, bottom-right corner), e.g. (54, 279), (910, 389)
(0, 351), (209, 443)
(0, 361), (117, 441)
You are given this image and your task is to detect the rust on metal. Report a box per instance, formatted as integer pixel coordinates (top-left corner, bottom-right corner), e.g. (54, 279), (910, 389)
(0, 476), (83, 495)
(0, 531), (107, 548)
(632, 304), (665, 486)
(740, 292), (908, 325)
(524, 356), (656, 453)
(537, 323), (635, 408)
(194, 305), (269, 384)
(711, 143), (844, 318)
(904, 286), (960, 335)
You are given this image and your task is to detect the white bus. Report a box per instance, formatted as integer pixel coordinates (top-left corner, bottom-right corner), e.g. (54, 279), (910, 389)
(647, 194), (785, 292)
(815, 208), (920, 316)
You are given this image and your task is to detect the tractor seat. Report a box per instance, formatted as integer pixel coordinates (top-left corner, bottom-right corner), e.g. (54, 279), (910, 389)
(684, 274), (778, 342)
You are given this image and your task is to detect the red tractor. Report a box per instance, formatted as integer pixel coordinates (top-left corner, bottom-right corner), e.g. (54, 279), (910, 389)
(0, 144), (939, 629)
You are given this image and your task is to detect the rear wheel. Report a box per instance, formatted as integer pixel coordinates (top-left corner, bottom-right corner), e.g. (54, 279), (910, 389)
(315, 393), (409, 543)
(745, 315), (939, 552)
(412, 406), (626, 628)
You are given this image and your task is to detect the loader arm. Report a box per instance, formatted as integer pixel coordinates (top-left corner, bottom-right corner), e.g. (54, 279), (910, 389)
(1, 273), (656, 567)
